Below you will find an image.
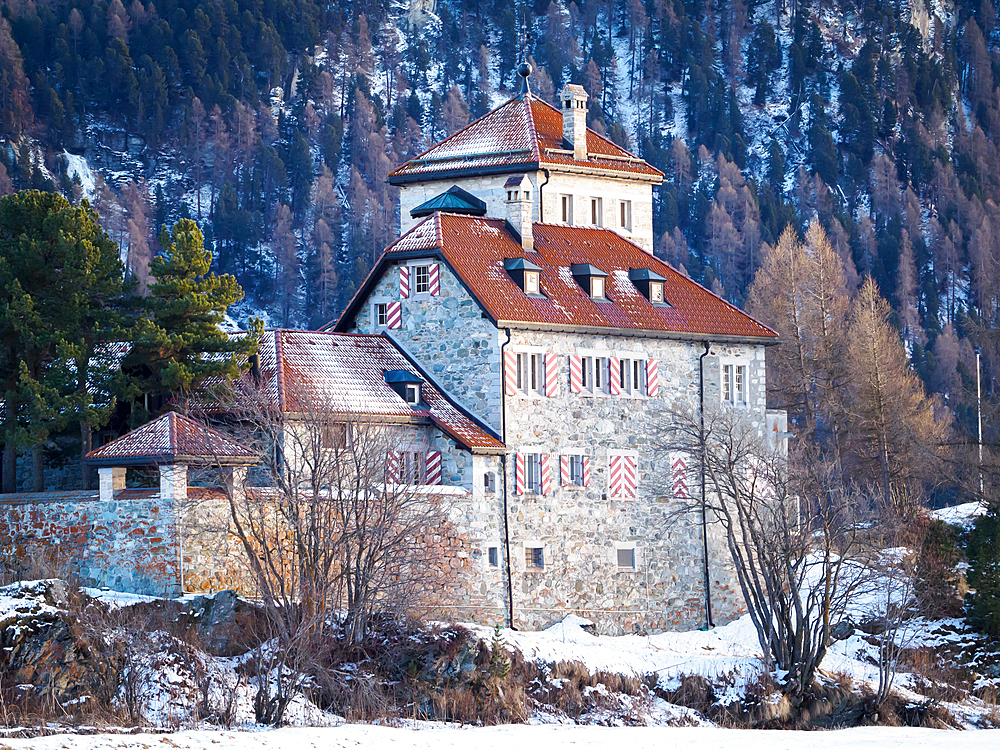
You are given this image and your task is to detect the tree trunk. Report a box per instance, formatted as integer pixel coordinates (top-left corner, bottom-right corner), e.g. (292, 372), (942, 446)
(80, 420), (92, 490)
(2, 441), (14, 493)
(32, 446), (44, 492)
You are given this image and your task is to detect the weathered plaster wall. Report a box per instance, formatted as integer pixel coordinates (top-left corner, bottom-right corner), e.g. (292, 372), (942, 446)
(0, 491), (181, 595)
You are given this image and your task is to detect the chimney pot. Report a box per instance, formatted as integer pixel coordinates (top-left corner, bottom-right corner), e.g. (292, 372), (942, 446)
(504, 174), (534, 251)
(560, 84), (589, 161)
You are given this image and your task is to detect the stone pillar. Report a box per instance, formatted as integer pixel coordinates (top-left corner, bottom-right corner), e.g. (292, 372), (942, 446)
(98, 466), (127, 502)
(159, 464), (188, 502)
(222, 465), (247, 503)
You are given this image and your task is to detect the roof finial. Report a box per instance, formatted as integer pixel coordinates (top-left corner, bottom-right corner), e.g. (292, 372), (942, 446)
(517, 9), (532, 97)
(518, 61), (532, 96)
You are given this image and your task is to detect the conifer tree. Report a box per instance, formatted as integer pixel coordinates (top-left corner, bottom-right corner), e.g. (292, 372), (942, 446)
(126, 219), (259, 418)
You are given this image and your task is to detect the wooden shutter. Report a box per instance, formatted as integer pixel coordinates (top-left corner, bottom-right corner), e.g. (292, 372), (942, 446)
(646, 358), (659, 397)
(569, 355), (582, 393)
(623, 455), (637, 498)
(429, 263), (440, 296)
(425, 450), (442, 485)
(560, 455), (569, 485)
(514, 453), (525, 495)
(540, 454), (551, 495)
(386, 451), (400, 483)
(544, 352), (558, 396)
(582, 456), (591, 486)
(609, 357), (621, 395)
(504, 349), (517, 396)
(671, 451), (689, 499)
(387, 301), (402, 329)
(399, 266), (410, 298)
(608, 454), (622, 497)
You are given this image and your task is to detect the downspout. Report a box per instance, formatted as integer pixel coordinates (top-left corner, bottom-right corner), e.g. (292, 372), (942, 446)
(699, 340), (714, 629)
(537, 168), (551, 223)
(499, 328), (515, 628)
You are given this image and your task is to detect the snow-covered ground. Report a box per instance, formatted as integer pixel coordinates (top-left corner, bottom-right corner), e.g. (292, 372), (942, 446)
(3, 723), (999, 750)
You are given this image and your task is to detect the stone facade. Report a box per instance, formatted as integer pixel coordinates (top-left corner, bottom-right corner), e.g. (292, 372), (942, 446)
(349, 252), (770, 634)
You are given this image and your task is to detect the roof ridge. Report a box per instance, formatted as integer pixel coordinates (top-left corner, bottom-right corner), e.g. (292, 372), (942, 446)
(273, 330), (286, 412)
(523, 94), (542, 162)
(527, 95), (654, 167)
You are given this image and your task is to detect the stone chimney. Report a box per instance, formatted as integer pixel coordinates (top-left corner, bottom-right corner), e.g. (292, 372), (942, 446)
(159, 464), (188, 503)
(504, 174), (534, 251)
(560, 84), (589, 161)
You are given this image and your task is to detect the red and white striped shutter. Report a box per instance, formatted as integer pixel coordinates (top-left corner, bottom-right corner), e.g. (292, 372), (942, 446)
(386, 451), (400, 483)
(609, 454), (622, 497)
(569, 355), (582, 393)
(671, 451), (689, 499)
(560, 455), (569, 485)
(582, 457), (591, 486)
(504, 349), (517, 396)
(428, 263), (440, 296)
(425, 450), (442, 485)
(544, 352), (558, 396)
(646, 358), (659, 397)
(609, 357), (621, 395)
(540, 454), (551, 495)
(514, 453), (525, 495)
(623, 455), (637, 498)
(399, 266), (410, 298)
(387, 301), (402, 329)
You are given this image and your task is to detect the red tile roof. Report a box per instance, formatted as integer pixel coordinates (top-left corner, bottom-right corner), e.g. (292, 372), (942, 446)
(341, 214), (777, 341)
(86, 412), (259, 466)
(388, 94), (663, 183)
(242, 330), (505, 453)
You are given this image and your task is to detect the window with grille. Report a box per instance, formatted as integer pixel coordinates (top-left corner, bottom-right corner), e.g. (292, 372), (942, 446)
(374, 303), (388, 326)
(525, 546), (544, 569)
(722, 363), (747, 405)
(414, 265), (430, 294)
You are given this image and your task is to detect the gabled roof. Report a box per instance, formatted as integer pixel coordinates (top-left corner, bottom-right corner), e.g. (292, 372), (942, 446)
(335, 213), (777, 342)
(86, 412), (259, 466)
(388, 93), (663, 183)
(411, 185), (487, 218)
(236, 330), (504, 454)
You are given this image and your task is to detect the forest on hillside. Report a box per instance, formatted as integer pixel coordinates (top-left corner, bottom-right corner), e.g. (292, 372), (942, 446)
(1, 0), (1000, 499)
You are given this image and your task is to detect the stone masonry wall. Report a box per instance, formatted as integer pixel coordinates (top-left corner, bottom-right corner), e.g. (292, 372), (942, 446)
(0, 491), (181, 595)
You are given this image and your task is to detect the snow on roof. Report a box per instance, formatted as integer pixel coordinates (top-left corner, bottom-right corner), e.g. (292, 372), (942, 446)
(340, 214), (776, 341)
(85, 412), (259, 466)
(233, 330), (504, 454)
(388, 93), (663, 183)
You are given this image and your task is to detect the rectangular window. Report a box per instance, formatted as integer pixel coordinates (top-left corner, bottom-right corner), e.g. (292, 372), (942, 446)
(402, 451), (425, 483)
(374, 303), (388, 326)
(722, 364), (747, 405)
(617, 547), (636, 569)
(569, 455), (585, 486)
(581, 356), (605, 394)
(619, 200), (632, 230)
(405, 384), (420, 404)
(321, 422), (351, 449)
(525, 546), (544, 569)
(484, 471), (497, 494)
(617, 358), (644, 395)
(516, 352), (544, 395)
(591, 197), (603, 226)
(488, 546), (499, 567)
(561, 195), (573, 223)
(591, 276), (605, 298)
(525, 452), (542, 494)
(414, 265), (430, 294)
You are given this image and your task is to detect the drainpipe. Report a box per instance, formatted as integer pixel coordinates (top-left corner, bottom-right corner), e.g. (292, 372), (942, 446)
(537, 168), (551, 223)
(499, 328), (515, 628)
(699, 340), (714, 629)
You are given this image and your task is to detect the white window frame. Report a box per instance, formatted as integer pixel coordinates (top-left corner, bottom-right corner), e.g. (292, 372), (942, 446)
(561, 194), (573, 224)
(590, 276), (605, 299)
(405, 383), (421, 404)
(413, 264), (431, 295)
(590, 197), (603, 227)
(619, 200), (632, 231)
(525, 452), (543, 494)
(516, 351), (545, 396)
(722, 361), (748, 406)
(580, 355), (607, 395)
(567, 454), (586, 487)
(617, 357), (646, 396)
(524, 270), (540, 294)
(649, 281), (664, 304)
(373, 302), (389, 327)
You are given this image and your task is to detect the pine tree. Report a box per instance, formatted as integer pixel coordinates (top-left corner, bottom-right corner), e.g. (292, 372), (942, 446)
(126, 219), (259, 418)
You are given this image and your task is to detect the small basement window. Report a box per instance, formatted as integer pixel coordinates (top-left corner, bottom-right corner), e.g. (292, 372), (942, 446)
(617, 547), (636, 570)
(525, 546), (544, 570)
(488, 546), (499, 567)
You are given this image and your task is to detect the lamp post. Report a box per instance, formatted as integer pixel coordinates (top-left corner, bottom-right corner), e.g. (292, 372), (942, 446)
(976, 346), (983, 502)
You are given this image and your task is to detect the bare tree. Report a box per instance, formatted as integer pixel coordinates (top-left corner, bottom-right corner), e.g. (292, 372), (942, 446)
(204, 384), (448, 723)
(659, 406), (869, 708)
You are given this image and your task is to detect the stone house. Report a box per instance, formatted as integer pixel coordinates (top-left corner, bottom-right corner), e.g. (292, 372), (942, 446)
(328, 76), (783, 633)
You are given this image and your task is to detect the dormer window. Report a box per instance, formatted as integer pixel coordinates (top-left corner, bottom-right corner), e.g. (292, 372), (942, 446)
(571, 263), (609, 300)
(504, 257), (544, 296)
(384, 370), (424, 406)
(628, 268), (669, 306)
